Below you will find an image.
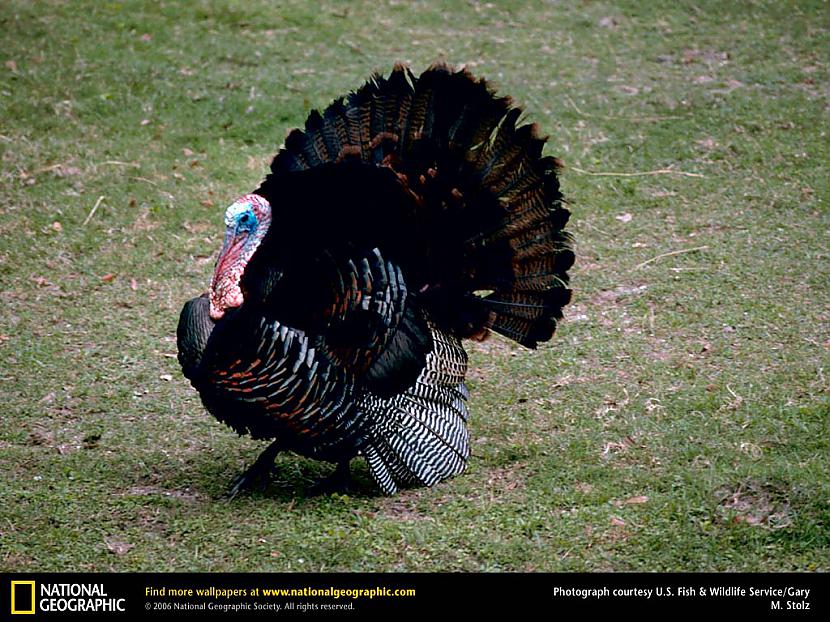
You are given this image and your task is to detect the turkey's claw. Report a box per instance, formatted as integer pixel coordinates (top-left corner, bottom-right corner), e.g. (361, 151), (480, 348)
(309, 461), (352, 496)
(225, 439), (281, 499)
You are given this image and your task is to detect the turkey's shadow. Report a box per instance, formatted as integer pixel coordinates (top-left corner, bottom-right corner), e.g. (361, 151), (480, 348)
(164, 449), (381, 502)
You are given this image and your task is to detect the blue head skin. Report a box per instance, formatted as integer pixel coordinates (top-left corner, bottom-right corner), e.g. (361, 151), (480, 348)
(209, 194), (272, 320)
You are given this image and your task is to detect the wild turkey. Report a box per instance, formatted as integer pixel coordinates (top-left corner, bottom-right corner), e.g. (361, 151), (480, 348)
(176, 64), (574, 496)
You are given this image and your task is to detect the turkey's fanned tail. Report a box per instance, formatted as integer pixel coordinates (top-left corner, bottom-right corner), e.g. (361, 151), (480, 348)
(358, 325), (469, 494)
(263, 63), (573, 349)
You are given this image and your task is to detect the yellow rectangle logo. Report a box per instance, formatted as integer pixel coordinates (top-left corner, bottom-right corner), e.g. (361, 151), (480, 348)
(11, 581), (35, 615)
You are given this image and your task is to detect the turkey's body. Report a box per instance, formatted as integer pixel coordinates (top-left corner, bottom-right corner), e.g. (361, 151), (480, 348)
(176, 64), (574, 495)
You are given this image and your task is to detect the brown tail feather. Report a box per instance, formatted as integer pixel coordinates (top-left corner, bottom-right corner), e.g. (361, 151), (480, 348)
(266, 63), (573, 348)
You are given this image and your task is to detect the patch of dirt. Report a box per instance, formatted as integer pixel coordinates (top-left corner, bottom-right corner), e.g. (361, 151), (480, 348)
(606, 515), (632, 542)
(468, 335), (521, 356)
(589, 283), (649, 306)
(574, 259), (602, 273)
(612, 495), (649, 507)
(25, 422), (81, 455)
(130, 206), (159, 232)
(716, 480), (793, 529)
(104, 536), (133, 556)
(601, 435), (637, 457)
(379, 500), (432, 522)
(134, 507), (170, 533)
(486, 463), (527, 492)
(377, 489), (432, 522)
(647, 343), (675, 363)
(2, 551), (34, 567)
(682, 48), (729, 65)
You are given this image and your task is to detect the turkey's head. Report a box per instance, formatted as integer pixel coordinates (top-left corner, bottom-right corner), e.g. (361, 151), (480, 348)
(209, 194), (272, 320)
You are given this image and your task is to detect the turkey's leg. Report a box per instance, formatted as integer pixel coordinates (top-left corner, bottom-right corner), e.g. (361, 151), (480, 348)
(226, 439), (282, 499)
(309, 460), (351, 496)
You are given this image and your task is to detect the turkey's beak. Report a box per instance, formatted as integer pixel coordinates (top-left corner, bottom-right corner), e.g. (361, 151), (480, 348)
(209, 228), (248, 320)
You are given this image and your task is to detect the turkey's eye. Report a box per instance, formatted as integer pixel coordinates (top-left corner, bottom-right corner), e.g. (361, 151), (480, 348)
(237, 211), (256, 231)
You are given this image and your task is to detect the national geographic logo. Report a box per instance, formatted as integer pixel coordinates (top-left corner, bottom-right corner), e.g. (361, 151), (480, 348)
(10, 581), (35, 615)
(10, 581), (126, 615)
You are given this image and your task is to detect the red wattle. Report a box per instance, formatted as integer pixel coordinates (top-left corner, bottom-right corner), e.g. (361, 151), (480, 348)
(210, 237), (247, 320)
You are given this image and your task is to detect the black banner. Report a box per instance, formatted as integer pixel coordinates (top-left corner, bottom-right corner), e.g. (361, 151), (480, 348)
(0, 572), (823, 618)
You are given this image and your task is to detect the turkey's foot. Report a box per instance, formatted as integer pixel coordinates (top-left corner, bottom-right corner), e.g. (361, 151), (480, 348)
(225, 439), (281, 499)
(309, 461), (351, 496)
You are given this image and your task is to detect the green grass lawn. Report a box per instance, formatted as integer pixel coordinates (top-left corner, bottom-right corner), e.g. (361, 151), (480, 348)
(1, 0), (828, 572)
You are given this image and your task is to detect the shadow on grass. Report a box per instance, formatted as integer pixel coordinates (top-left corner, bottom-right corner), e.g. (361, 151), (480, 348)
(153, 448), (383, 503)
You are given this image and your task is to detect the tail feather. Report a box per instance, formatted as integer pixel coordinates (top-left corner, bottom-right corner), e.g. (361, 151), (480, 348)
(268, 63), (573, 349)
(305, 110), (335, 163)
(380, 67), (412, 137)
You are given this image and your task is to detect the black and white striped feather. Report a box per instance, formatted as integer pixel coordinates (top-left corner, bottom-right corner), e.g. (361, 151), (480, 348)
(358, 324), (469, 494)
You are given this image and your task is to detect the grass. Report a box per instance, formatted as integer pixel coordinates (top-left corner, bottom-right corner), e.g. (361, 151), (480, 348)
(0, 0), (828, 572)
